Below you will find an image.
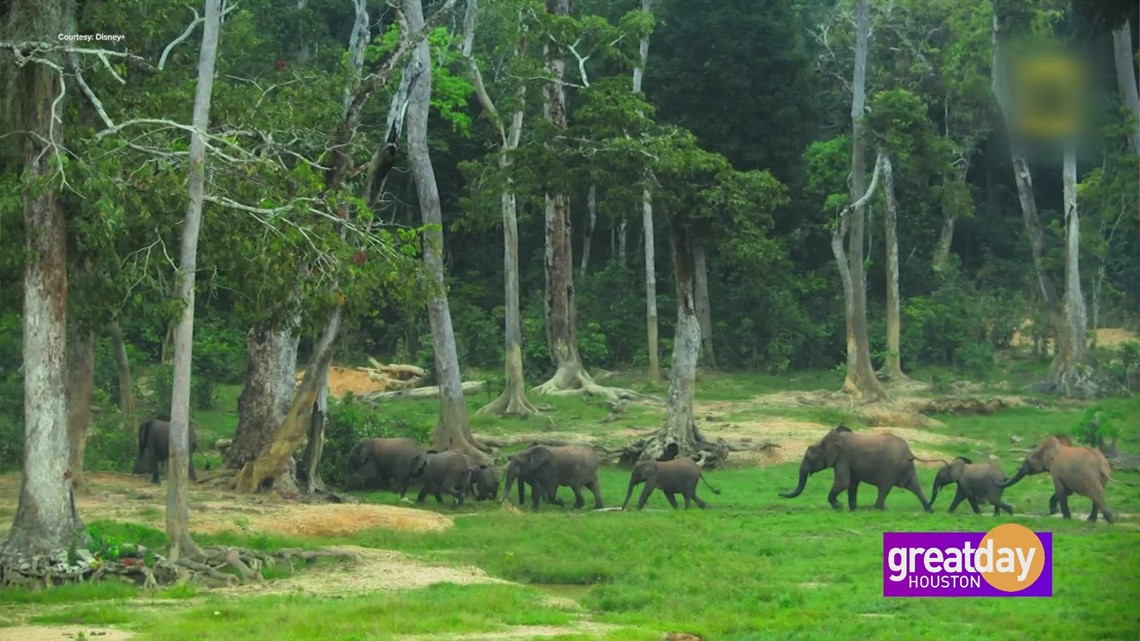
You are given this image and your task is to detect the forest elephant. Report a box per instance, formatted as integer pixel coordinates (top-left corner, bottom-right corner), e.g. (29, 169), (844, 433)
(133, 419), (208, 484)
(416, 450), (480, 506)
(468, 465), (501, 501)
(930, 457), (1013, 516)
(502, 445), (560, 511)
(345, 437), (427, 497)
(779, 425), (933, 512)
(1001, 436), (1114, 523)
(622, 457), (721, 510)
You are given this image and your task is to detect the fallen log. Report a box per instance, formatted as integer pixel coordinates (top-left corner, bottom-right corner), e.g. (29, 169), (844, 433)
(364, 380), (485, 401)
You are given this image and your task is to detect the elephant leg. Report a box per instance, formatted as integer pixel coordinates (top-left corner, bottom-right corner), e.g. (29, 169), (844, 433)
(569, 484), (587, 509)
(150, 449), (161, 485)
(873, 485), (891, 510)
(826, 481), (847, 510)
(188, 453), (197, 482)
(993, 503), (1001, 516)
(1053, 479), (1072, 519)
(847, 481), (859, 511)
(416, 486), (429, 503)
(692, 493), (709, 509)
(948, 489), (966, 514)
(586, 479), (603, 509)
(529, 481), (542, 512)
(398, 476), (410, 498)
(967, 496), (981, 514)
(664, 493), (680, 509)
(1000, 502), (1014, 516)
(434, 490), (445, 504)
(1048, 493), (1060, 515)
(1087, 504), (1098, 522)
(1087, 484), (1114, 524)
(636, 480), (657, 510)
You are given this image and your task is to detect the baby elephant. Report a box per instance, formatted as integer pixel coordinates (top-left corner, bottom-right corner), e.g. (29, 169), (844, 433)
(622, 457), (721, 510)
(468, 465), (500, 501)
(930, 457), (1013, 516)
(416, 450), (479, 506)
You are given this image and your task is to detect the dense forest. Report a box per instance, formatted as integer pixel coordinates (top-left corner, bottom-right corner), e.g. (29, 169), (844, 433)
(1, 0), (1138, 602)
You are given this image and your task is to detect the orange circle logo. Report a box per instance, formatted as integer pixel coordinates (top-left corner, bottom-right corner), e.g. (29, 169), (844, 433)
(978, 523), (1046, 592)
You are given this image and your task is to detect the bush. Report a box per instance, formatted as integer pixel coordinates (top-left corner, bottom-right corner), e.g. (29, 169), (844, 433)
(319, 395), (433, 488)
(1071, 405), (1121, 451)
(954, 343), (994, 380)
(85, 412), (140, 473)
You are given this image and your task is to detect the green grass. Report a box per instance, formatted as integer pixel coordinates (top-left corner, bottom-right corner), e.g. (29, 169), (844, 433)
(5, 372), (1139, 640)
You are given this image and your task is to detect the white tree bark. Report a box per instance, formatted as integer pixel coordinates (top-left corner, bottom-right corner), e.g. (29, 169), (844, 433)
(404, 0), (487, 459)
(1, 0), (85, 564)
(580, 185), (597, 277)
(1113, 20), (1140, 155)
(1053, 143), (1089, 392)
(67, 329), (95, 495)
(635, 0), (660, 382)
(692, 244), (715, 369)
(838, 0), (885, 400)
(227, 326), (299, 468)
(880, 152), (907, 380)
(167, 0), (223, 561)
(109, 319), (135, 415)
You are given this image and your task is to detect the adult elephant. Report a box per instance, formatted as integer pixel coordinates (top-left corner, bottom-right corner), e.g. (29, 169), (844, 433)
(1002, 436), (1114, 523)
(779, 425), (933, 512)
(416, 450), (479, 506)
(930, 457), (1013, 516)
(503, 444), (604, 511)
(502, 445), (560, 511)
(622, 457), (721, 510)
(133, 419), (209, 484)
(345, 437), (426, 497)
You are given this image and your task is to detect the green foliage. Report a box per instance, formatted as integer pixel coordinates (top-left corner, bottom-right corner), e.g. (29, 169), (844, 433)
(83, 413), (138, 474)
(320, 395), (433, 488)
(1071, 405), (1122, 448)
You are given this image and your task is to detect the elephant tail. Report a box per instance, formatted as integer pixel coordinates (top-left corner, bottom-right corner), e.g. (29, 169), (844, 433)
(910, 456), (947, 465)
(699, 472), (721, 495)
(137, 421), (152, 458)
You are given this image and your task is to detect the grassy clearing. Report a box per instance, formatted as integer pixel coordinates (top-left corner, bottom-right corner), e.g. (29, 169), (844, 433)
(3, 372), (1138, 640)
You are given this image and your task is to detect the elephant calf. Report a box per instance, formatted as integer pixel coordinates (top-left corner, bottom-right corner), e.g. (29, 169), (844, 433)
(416, 450), (479, 506)
(345, 437), (426, 497)
(1003, 436), (1114, 523)
(931, 457), (1013, 516)
(468, 465), (501, 501)
(622, 457), (721, 510)
(133, 419), (208, 484)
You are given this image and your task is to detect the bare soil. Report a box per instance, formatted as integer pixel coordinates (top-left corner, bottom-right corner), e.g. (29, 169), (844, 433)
(322, 365), (391, 397)
(1012, 323), (1139, 349)
(0, 626), (135, 641)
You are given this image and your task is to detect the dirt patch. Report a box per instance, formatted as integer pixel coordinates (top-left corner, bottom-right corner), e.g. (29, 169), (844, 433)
(322, 365), (390, 397)
(0, 472), (452, 540)
(1013, 323), (1139, 350)
(399, 622), (617, 641)
(225, 545), (504, 598)
(0, 626), (133, 641)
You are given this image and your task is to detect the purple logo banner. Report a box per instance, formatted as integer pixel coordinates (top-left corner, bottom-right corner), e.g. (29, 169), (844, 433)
(883, 523), (1052, 597)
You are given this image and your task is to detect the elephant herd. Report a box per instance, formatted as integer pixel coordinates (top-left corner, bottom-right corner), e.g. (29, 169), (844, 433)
(132, 418), (1116, 523)
(778, 425), (1116, 523)
(343, 437), (723, 511)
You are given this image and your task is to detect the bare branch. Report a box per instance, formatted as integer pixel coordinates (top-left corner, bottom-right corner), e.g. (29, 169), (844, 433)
(159, 3), (239, 70)
(461, 0), (505, 144)
(69, 52), (115, 129)
(567, 38), (590, 88)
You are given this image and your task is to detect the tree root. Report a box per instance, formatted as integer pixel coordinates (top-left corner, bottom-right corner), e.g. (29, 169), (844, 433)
(477, 387), (540, 418)
(531, 363), (643, 402)
(0, 545), (361, 589)
(618, 430), (730, 470)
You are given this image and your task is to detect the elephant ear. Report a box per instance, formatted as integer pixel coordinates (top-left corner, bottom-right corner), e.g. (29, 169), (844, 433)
(834, 424), (853, 434)
(955, 456), (973, 464)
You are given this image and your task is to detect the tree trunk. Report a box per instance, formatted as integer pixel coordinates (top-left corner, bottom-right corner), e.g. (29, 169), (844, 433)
(692, 244), (715, 369)
(633, 1), (660, 382)
(226, 325), (300, 468)
(1113, 20), (1140, 156)
(299, 367), (329, 492)
(67, 329), (95, 496)
(1, 0), (86, 566)
(166, 0), (223, 562)
(933, 162), (968, 273)
(643, 189), (661, 382)
(839, 0), (886, 401)
(108, 319), (135, 415)
(618, 216), (628, 265)
(404, 0), (488, 460)
(580, 185), (596, 278)
(235, 307), (341, 493)
(623, 216), (727, 468)
(1050, 143), (1090, 394)
(880, 153), (907, 381)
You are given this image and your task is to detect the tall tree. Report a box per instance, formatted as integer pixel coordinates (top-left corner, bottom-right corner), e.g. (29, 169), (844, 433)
(833, 0), (886, 400)
(1113, 20), (1140, 155)
(404, 0), (489, 460)
(879, 152), (906, 381)
(465, 0), (539, 418)
(634, 0), (662, 381)
(167, 0), (224, 561)
(0, 0), (86, 573)
(67, 328), (95, 495)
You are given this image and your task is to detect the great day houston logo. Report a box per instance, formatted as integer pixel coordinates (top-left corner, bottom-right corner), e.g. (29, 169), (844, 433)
(883, 523), (1052, 597)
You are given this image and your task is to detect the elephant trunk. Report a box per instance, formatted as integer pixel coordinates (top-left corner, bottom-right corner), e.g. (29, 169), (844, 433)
(1000, 464), (1029, 488)
(930, 480), (943, 505)
(621, 475), (640, 510)
(780, 465), (809, 499)
(502, 466), (517, 503)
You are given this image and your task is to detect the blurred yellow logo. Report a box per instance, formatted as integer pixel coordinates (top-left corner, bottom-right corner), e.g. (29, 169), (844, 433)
(1010, 51), (1087, 139)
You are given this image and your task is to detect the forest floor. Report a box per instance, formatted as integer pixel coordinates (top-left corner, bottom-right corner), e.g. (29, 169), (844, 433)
(2, 364), (1139, 641)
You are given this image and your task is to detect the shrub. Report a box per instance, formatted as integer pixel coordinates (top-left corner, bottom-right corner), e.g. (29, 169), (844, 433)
(85, 412), (139, 473)
(319, 395), (433, 488)
(1071, 405), (1121, 451)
